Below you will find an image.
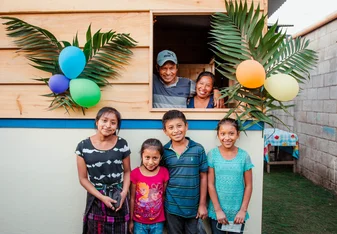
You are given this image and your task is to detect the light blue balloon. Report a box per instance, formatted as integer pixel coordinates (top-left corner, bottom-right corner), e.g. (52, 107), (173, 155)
(59, 46), (86, 79)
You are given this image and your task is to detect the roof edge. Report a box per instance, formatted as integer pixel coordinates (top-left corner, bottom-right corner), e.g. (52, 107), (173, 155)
(293, 10), (337, 38)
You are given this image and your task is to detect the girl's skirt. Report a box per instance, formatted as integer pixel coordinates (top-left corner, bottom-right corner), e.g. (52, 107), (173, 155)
(82, 185), (129, 234)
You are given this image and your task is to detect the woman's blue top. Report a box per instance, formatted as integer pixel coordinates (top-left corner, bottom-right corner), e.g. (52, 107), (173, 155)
(187, 95), (214, 108)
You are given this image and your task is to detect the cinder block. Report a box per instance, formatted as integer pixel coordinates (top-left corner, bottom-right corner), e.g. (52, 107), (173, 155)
(311, 149), (321, 162)
(316, 113), (329, 125)
(300, 167), (309, 177)
(297, 89), (307, 100)
(329, 86), (337, 99)
(317, 138), (329, 153)
(328, 141), (337, 156)
(317, 87), (330, 100)
(314, 163), (328, 178)
(307, 88), (318, 100)
(318, 33), (330, 51)
(311, 173), (324, 185)
(328, 167), (335, 182)
(312, 75), (325, 88)
(306, 136), (318, 150)
(305, 33), (316, 42)
(319, 49), (326, 61)
(320, 152), (334, 168)
(324, 72), (337, 86)
(318, 60), (331, 74)
(301, 123), (311, 135)
(296, 111), (307, 122)
(330, 58), (337, 72)
(323, 100), (337, 113)
(324, 44), (337, 61)
(328, 113), (337, 127)
(307, 112), (317, 124)
(303, 100), (312, 111)
(298, 133), (307, 145)
(294, 101), (302, 111)
(327, 20), (337, 33)
(329, 29), (337, 46)
(307, 158), (315, 172)
(307, 147), (316, 161)
(312, 100), (324, 112)
(322, 180), (333, 190)
(314, 125), (323, 137)
(322, 126), (336, 141)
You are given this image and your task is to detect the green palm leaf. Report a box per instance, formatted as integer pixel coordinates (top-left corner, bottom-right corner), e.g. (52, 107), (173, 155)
(1, 16), (66, 74)
(81, 26), (137, 86)
(1, 17), (137, 114)
(210, 1), (318, 130)
(267, 37), (318, 80)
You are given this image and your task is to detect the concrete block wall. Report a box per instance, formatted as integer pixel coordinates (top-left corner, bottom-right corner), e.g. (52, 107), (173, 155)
(272, 19), (337, 193)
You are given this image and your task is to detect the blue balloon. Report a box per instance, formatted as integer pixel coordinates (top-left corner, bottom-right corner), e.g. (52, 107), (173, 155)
(48, 74), (70, 94)
(59, 46), (86, 79)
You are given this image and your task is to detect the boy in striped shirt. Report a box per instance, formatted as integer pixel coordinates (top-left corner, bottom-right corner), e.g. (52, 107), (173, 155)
(161, 110), (208, 234)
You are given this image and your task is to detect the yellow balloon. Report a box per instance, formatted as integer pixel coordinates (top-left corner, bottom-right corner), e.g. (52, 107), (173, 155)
(264, 74), (299, 101)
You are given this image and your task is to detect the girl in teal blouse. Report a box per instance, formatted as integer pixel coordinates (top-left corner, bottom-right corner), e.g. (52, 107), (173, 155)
(207, 118), (254, 234)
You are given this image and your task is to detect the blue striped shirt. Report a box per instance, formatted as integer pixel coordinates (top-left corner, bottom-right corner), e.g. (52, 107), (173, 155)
(153, 74), (195, 108)
(162, 137), (208, 218)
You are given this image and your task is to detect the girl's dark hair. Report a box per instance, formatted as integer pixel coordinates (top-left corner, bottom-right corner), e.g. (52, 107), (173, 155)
(162, 110), (187, 130)
(95, 107), (122, 134)
(196, 71), (216, 86)
(216, 117), (240, 133)
(140, 138), (164, 157)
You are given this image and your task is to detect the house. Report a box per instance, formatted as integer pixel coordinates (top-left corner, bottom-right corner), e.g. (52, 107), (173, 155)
(0, 1), (286, 233)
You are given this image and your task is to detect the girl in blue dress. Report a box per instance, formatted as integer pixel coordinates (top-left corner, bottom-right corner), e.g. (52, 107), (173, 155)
(207, 118), (254, 234)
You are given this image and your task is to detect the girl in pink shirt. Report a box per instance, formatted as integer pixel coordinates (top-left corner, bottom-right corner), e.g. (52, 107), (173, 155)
(129, 138), (169, 234)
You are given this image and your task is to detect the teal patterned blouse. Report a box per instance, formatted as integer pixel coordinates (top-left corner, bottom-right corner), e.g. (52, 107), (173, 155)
(207, 147), (254, 221)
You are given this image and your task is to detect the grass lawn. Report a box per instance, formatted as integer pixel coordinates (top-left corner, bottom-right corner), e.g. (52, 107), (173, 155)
(262, 166), (337, 234)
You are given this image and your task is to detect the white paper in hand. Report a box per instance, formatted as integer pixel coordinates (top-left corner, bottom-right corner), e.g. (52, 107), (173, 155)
(217, 221), (242, 233)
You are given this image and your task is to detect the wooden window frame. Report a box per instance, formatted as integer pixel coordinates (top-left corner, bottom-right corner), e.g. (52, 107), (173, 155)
(149, 10), (230, 116)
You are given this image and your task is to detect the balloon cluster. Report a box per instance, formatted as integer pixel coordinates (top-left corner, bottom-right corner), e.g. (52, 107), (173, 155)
(236, 60), (299, 101)
(48, 46), (101, 108)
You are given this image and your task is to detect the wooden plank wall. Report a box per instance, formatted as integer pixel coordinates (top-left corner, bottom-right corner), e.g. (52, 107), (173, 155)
(0, 0), (267, 119)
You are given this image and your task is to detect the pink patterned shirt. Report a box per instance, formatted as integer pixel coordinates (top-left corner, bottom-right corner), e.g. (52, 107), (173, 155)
(130, 166), (169, 224)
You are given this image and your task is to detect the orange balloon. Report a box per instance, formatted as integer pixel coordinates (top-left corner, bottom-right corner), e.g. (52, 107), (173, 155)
(236, 60), (266, 88)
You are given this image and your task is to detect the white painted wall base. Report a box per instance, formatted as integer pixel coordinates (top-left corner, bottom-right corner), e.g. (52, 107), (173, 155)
(0, 128), (264, 234)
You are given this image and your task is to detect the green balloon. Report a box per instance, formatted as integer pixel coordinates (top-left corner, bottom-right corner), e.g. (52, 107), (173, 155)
(70, 79), (101, 108)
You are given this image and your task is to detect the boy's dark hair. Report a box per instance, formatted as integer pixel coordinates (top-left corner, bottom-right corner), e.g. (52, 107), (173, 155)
(162, 110), (187, 129)
(95, 106), (122, 134)
(140, 138), (164, 157)
(196, 71), (216, 86)
(216, 117), (240, 133)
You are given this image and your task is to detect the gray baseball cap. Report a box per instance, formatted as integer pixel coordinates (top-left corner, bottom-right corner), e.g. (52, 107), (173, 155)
(156, 50), (178, 66)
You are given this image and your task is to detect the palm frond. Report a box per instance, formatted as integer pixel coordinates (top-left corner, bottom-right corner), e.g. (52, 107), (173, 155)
(266, 37), (318, 80)
(1, 17), (137, 114)
(1, 16), (67, 74)
(80, 28), (137, 85)
(211, 0), (318, 129)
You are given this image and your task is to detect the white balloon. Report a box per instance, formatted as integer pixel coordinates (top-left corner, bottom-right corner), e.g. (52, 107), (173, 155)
(264, 74), (299, 101)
